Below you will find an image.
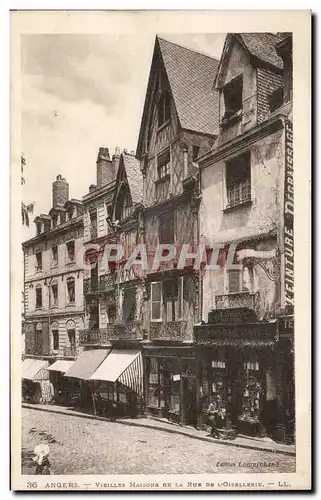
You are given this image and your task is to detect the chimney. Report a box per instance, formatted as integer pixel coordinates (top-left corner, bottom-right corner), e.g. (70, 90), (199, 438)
(96, 147), (115, 188)
(52, 175), (69, 208)
(112, 146), (121, 179)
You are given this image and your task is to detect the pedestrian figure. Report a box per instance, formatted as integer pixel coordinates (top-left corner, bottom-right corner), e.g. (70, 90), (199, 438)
(33, 444), (51, 475)
(206, 400), (221, 438)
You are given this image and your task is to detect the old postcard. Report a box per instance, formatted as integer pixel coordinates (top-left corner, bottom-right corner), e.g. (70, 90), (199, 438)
(11, 10), (311, 491)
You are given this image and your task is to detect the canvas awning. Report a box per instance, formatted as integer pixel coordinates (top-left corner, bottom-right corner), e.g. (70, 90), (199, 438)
(47, 360), (75, 373)
(64, 349), (110, 380)
(90, 350), (143, 395)
(22, 359), (48, 381)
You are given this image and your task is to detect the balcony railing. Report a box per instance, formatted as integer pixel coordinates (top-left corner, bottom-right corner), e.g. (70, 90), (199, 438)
(84, 275), (115, 295)
(110, 321), (143, 341)
(215, 292), (259, 311)
(79, 327), (113, 346)
(150, 321), (188, 341)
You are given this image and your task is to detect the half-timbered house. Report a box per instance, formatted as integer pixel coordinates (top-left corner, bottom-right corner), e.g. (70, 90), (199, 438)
(136, 36), (220, 426)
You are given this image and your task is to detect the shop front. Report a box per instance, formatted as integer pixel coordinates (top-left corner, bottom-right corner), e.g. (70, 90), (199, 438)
(195, 308), (279, 438)
(89, 349), (144, 419)
(144, 347), (199, 427)
(21, 358), (53, 403)
(47, 359), (76, 405)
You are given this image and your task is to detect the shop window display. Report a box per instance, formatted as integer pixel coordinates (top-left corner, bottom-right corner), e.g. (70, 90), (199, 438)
(211, 359), (228, 425)
(239, 361), (262, 426)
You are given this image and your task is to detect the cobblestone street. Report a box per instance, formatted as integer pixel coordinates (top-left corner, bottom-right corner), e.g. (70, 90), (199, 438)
(22, 408), (295, 475)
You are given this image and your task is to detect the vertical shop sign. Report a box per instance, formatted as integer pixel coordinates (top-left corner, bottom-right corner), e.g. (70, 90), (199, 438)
(284, 120), (294, 313)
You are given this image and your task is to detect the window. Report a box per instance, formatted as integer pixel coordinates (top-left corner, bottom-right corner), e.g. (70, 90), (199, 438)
(226, 267), (252, 294)
(89, 210), (97, 239)
(158, 91), (171, 127)
(51, 283), (58, 307)
(159, 211), (174, 244)
(226, 152), (251, 208)
(35, 251), (42, 271)
(66, 241), (75, 263)
(122, 192), (132, 220)
(35, 287), (42, 308)
(36, 222), (42, 236)
(147, 358), (159, 406)
(164, 277), (184, 321)
(68, 329), (76, 348)
(157, 148), (170, 179)
(122, 287), (136, 322)
(223, 75), (243, 120)
(151, 282), (162, 321)
(67, 207), (74, 220)
(66, 277), (75, 303)
(52, 329), (59, 351)
(192, 145), (200, 162)
(52, 215), (58, 228)
(51, 245), (58, 267)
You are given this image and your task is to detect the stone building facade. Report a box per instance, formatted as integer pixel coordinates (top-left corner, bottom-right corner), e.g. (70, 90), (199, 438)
(23, 176), (85, 360)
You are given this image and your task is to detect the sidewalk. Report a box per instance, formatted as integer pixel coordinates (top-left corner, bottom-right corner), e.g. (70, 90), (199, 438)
(22, 402), (295, 457)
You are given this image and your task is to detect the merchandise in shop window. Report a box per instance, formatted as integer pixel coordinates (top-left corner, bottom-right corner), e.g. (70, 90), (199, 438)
(239, 361), (262, 424)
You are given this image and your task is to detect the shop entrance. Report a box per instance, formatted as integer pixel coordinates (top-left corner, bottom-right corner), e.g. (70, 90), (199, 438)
(182, 376), (197, 426)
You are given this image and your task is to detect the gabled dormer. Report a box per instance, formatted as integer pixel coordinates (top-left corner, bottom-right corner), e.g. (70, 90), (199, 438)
(113, 151), (143, 225)
(64, 199), (84, 220)
(136, 36), (219, 207)
(214, 33), (284, 145)
(49, 207), (66, 228)
(33, 215), (51, 236)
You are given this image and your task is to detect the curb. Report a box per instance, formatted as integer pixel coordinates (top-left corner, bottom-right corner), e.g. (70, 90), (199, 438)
(22, 404), (295, 457)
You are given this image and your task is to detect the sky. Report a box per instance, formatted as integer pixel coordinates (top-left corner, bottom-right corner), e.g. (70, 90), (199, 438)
(21, 33), (226, 240)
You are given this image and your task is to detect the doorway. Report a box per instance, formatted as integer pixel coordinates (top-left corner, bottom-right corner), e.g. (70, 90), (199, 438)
(182, 376), (197, 427)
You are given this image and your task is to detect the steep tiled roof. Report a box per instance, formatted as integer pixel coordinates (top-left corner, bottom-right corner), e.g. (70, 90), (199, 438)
(123, 152), (143, 205)
(239, 33), (284, 70)
(158, 37), (220, 135)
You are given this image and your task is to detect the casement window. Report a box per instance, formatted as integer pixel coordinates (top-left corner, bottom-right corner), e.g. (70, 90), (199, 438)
(163, 277), (184, 321)
(223, 75), (243, 120)
(67, 207), (74, 220)
(226, 152), (251, 208)
(68, 329), (76, 348)
(192, 145), (200, 162)
(51, 283), (58, 307)
(225, 267), (252, 294)
(122, 287), (136, 322)
(52, 329), (59, 351)
(66, 277), (75, 303)
(35, 251), (42, 271)
(158, 91), (171, 127)
(157, 148), (171, 179)
(52, 215), (58, 228)
(151, 282), (162, 321)
(35, 286), (42, 309)
(159, 211), (174, 244)
(66, 240), (75, 263)
(51, 245), (58, 267)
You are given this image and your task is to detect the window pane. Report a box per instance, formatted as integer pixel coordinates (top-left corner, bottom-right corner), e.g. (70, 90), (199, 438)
(152, 302), (161, 320)
(151, 282), (162, 302)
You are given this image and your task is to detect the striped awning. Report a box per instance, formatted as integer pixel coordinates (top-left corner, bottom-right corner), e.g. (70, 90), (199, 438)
(64, 349), (110, 380)
(90, 350), (143, 395)
(22, 359), (49, 381)
(47, 360), (75, 373)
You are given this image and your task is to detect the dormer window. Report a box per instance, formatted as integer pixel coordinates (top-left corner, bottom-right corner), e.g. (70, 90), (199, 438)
(223, 75), (243, 121)
(67, 207), (74, 220)
(52, 215), (58, 228)
(158, 91), (171, 127)
(36, 222), (42, 236)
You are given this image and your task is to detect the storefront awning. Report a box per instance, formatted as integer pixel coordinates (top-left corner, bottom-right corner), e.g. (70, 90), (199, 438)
(64, 349), (110, 380)
(22, 359), (48, 381)
(47, 360), (75, 373)
(90, 350), (143, 395)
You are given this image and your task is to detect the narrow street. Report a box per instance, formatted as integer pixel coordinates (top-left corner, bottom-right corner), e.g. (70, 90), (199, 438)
(22, 408), (295, 475)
